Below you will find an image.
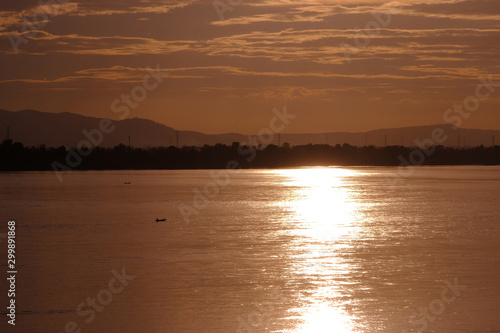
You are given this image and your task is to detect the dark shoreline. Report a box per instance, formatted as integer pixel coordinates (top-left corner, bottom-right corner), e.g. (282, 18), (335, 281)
(1, 139), (500, 171)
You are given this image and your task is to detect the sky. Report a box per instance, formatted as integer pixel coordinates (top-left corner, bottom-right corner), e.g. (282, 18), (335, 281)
(0, 0), (499, 134)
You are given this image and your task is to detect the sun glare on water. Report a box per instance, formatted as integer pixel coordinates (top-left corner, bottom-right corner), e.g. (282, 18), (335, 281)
(297, 303), (354, 333)
(277, 167), (362, 333)
(280, 167), (360, 242)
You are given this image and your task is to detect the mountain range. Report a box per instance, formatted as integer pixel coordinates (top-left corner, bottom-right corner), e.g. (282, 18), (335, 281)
(1, 109), (499, 148)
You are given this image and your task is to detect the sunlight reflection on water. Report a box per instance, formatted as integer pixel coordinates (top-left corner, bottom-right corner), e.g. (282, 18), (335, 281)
(281, 167), (361, 242)
(5, 167), (500, 332)
(276, 168), (364, 332)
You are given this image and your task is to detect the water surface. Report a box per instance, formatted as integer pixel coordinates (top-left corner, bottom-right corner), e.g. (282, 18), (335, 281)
(1, 166), (499, 332)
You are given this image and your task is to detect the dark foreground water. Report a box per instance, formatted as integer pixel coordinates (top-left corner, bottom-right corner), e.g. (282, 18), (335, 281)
(0, 166), (499, 333)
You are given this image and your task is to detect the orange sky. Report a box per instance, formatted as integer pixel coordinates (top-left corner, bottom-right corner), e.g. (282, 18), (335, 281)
(1, 0), (499, 134)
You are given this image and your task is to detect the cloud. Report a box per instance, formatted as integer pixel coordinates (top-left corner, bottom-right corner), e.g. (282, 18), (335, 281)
(243, 86), (363, 99)
(1, 0), (500, 132)
(0, 0), (196, 32)
(0, 65), (167, 84)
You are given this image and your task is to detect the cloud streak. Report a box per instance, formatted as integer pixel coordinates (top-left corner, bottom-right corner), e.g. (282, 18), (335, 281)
(0, 0), (499, 132)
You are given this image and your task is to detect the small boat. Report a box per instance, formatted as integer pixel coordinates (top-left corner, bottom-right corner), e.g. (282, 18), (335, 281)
(156, 218), (166, 222)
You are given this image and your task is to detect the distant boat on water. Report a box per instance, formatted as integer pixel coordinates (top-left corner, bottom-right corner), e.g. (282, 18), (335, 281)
(156, 218), (166, 222)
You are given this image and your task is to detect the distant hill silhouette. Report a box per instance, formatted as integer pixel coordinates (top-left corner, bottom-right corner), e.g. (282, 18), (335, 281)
(0, 108), (499, 148)
(0, 109), (246, 147)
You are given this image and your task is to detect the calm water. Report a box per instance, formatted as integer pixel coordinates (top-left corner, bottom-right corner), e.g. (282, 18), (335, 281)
(1, 166), (500, 333)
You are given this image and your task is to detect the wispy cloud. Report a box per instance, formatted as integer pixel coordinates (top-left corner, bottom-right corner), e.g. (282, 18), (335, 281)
(1, 0), (499, 132)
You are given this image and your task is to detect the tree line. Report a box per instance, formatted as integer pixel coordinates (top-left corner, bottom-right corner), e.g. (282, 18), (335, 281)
(1, 139), (499, 171)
